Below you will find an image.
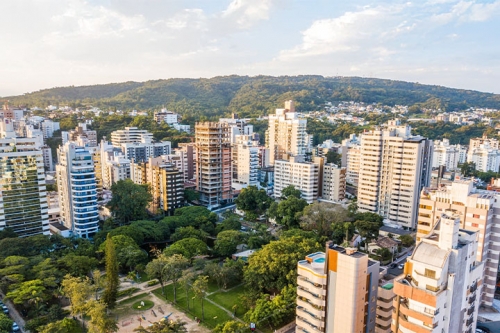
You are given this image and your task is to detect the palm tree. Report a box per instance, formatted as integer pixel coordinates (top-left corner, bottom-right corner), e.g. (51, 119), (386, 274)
(192, 275), (209, 321)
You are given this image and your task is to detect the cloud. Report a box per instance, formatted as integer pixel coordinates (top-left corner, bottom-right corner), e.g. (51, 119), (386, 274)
(431, 0), (500, 24)
(221, 0), (275, 29)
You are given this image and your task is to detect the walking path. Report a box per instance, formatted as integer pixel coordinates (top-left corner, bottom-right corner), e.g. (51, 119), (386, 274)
(0, 291), (27, 333)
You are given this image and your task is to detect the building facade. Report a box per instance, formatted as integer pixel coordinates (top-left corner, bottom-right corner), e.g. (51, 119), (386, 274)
(110, 127), (154, 147)
(195, 122), (232, 209)
(322, 163), (346, 202)
(232, 135), (259, 190)
(357, 120), (433, 229)
(296, 243), (380, 333)
(0, 124), (49, 237)
(57, 143), (99, 238)
(392, 211), (483, 333)
(266, 101), (309, 165)
(274, 156), (322, 203)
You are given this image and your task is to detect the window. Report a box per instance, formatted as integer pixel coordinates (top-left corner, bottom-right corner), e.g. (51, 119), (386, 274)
(425, 269), (436, 279)
(472, 223), (479, 228)
(473, 214), (480, 219)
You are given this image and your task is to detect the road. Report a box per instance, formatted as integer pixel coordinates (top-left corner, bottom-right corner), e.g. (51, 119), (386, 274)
(0, 291), (26, 333)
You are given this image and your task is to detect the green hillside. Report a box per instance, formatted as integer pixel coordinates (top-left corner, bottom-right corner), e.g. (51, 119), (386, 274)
(5, 75), (500, 120)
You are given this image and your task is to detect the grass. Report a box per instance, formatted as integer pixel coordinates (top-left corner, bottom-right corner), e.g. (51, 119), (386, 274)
(117, 287), (140, 298)
(118, 292), (149, 305)
(132, 300), (154, 310)
(207, 284), (248, 318)
(152, 284), (232, 329)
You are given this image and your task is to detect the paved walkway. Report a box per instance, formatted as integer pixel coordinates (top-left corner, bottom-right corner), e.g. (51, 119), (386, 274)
(0, 291), (27, 333)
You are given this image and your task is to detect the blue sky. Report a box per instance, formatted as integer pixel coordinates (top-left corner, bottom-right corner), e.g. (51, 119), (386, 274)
(1, 0), (499, 96)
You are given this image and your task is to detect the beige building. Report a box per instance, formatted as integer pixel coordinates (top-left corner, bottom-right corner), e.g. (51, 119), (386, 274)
(296, 244), (380, 333)
(274, 156), (322, 203)
(110, 126), (153, 147)
(175, 143), (196, 182)
(195, 122), (232, 209)
(321, 163), (346, 202)
(266, 100), (309, 165)
(357, 119), (432, 229)
(417, 180), (500, 306)
(376, 278), (395, 333)
(392, 211), (483, 333)
(62, 123), (97, 147)
(342, 134), (361, 187)
(469, 135), (499, 150)
(130, 156), (184, 215)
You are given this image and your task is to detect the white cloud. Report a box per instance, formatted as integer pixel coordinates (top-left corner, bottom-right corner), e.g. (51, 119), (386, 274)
(431, 0), (500, 24)
(221, 0), (275, 29)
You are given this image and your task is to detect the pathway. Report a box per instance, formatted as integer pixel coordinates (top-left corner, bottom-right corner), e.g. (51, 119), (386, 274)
(0, 291), (28, 333)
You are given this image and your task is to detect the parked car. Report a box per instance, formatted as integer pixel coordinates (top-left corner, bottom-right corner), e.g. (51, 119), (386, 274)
(12, 322), (20, 332)
(389, 263), (397, 269)
(476, 327), (490, 333)
(398, 264), (404, 270)
(1, 304), (8, 314)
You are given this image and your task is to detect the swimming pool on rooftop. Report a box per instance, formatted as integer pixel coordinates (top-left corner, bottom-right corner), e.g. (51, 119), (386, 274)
(314, 257), (325, 263)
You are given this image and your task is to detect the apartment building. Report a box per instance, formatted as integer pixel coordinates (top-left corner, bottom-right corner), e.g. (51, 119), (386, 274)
(417, 180), (499, 306)
(41, 146), (53, 171)
(130, 156), (183, 215)
(467, 141), (500, 172)
(0, 119), (49, 237)
(322, 163), (346, 202)
(357, 119), (433, 229)
(432, 139), (463, 171)
(470, 136), (499, 150)
(175, 143), (196, 182)
(219, 114), (257, 144)
(232, 135), (259, 190)
(56, 142), (99, 238)
(296, 243), (379, 333)
(110, 127), (154, 147)
(274, 156), (322, 203)
(392, 211), (483, 333)
(342, 134), (361, 187)
(62, 123), (97, 147)
(121, 141), (171, 163)
(154, 110), (179, 124)
(266, 100), (309, 165)
(195, 122), (232, 209)
(41, 119), (60, 139)
(376, 279), (395, 333)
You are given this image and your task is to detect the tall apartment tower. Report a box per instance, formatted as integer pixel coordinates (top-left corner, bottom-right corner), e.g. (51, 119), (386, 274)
(130, 157), (183, 215)
(296, 243), (380, 333)
(194, 122), (232, 209)
(110, 127), (154, 147)
(392, 211), (483, 333)
(0, 119), (49, 237)
(417, 180), (500, 306)
(357, 120), (433, 229)
(266, 101), (308, 165)
(57, 142), (99, 238)
(322, 163), (346, 202)
(232, 135), (259, 190)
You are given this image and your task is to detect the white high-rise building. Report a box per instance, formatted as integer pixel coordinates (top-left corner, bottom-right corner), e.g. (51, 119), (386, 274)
(357, 120), (433, 229)
(341, 134), (361, 186)
(57, 143), (99, 238)
(0, 118), (49, 237)
(266, 101), (309, 165)
(432, 139), (461, 171)
(467, 140), (500, 172)
(392, 211), (483, 333)
(274, 156), (322, 203)
(41, 119), (60, 139)
(111, 127), (154, 147)
(232, 135), (259, 190)
(322, 163), (346, 202)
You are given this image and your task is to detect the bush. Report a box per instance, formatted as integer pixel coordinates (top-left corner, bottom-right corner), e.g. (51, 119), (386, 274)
(147, 279), (159, 287)
(117, 287), (139, 298)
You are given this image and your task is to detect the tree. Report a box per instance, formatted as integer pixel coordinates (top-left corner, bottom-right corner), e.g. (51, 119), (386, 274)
(399, 234), (415, 248)
(0, 228), (17, 241)
(375, 248), (392, 262)
(61, 275), (93, 321)
(86, 300), (118, 333)
(184, 188), (200, 203)
(103, 234), (119, 309)
(326, 150), (341, 165)
(134, 319), (187, 333)
(354, 220), (382, 244)
(58, 254), (99, 277)
(39, 318), (79, 333)
(235, 186), (272, 217)
(192, 275), (209, 321)
(459, 161), (476, 177)
(213, 320), (246, 333)
(180, 271), (196, 311)
(268, 196), (308, 228)
(281, 185), (302, 199)
(163, 254), (189, 303)
(215, 217), (242, 234)
(300, 202), (349, 237)
(145, 254), (169, 295)
(171, 226), (208, 243)
(99, 235), (147, 271)
(6, 279), (48, 311)
(214, 230), (243, 257)
(0, 313), (13, 333)
(163, 238), (208, 260)
(107, 179), (152, 225)
(244, 236), (321, 293)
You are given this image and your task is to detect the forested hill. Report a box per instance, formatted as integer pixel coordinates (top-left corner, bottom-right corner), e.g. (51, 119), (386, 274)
(5, 75), (500, 120)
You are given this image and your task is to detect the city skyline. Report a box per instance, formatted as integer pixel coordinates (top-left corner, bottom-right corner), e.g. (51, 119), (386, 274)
(1, 0), (500, 96)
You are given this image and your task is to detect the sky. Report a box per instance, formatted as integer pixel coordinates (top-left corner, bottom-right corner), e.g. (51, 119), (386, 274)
(1, 0), (500, 96)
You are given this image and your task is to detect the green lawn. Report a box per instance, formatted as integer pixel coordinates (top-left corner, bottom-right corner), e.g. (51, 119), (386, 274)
(207, 284), (248, 318)
(152, 284), (233, 329)
(132, 300), (154, 310)
(118, 292), (149, 305)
